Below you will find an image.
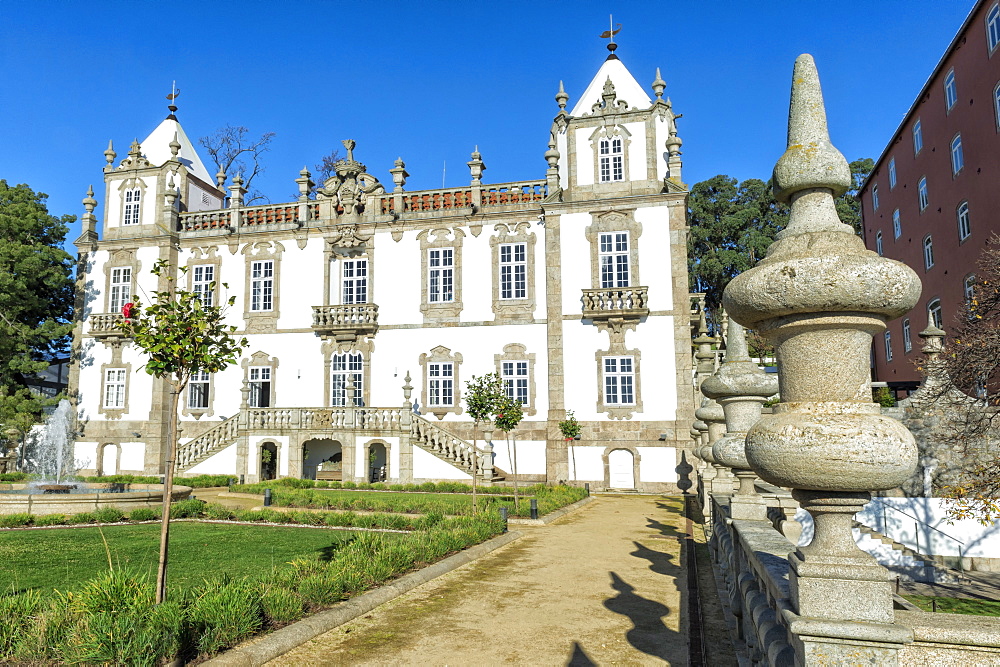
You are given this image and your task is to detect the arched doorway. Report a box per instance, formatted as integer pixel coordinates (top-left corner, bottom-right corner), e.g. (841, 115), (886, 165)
(303, 438), (342, 480)
(260, 442), (278, 481)
(608, 449), (635, 489)
(368, 442), (388, 482)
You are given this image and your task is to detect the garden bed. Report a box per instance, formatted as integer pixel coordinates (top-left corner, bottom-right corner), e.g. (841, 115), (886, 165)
(0, 499), (504, 665)
(232, 480), (587, 517)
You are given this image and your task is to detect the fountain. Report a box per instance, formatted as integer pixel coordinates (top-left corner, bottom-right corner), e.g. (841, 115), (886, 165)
(0, 399), (192, 515)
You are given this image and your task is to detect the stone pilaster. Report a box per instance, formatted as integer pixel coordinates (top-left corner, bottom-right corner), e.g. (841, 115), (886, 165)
(724, 54), (921, 663)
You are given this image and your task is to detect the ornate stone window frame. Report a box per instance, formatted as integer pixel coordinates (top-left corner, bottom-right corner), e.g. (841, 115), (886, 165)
(242, 241), (284, 333)
(103, 248), (140, 314)
(117, 178), (147, 227)
(490, 222), (536, 322)
(324, 227), (375, 306)
(186, 246), (223, 308)
(242, 351), (279, 408)
(321, 338), (373, 407)
(419, 345), (463, 419)
(98, 340), (132, 420)
(589, 125), (632, 186)
(595, 333), (642, 420)
(585, 210), (642, 289)
(418, 228), (464, 322)
(182, 369), (215, 419)
(494, 343), (537, 417)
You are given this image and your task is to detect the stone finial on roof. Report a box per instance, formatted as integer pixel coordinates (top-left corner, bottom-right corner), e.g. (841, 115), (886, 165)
(169, 132), (181, 159)
(104, 140), (116, 168)
(389, 157), (409, 193)
(555, 80), (569, 111)
(651, 67), (666, 100)
(919, 322), (946, 360)
(82, 185), (96, 215)
(128, 139), (142, 158)
(467, 148), (485, 186)
(75, 185), (99, 248)
(216, 168), (226, 190)
(296, 166), (313, 202)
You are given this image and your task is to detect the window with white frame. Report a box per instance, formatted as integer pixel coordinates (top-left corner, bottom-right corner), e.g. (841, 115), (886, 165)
(250, 260), (274, 312)
(248, 366), (271, 408)
(428, 249), (454, 303)
(923, 236), (934, 270)
(192, 265), (215, 307)
(599, 136), (624, 183)
(884, 331), (893, 362)
(995, 82), (1000, 128)
(499, 243), (527, 300)
(945, 69), (958, 111)
(990, 4), (1000, 52)
(602, 356), (635, 405)
(188, 370), (210, 409)
(341, 259), (368, 304)
(928, 299), (943, 329)
(918, 177), (929, 210)
(913, 120), (923, 154)
(103, 368), (127, 409)
(501, 360), (529, 406)
(965, 274), (977, 304)
(599, 232), (630, 288)
(872, 185), (879, 211)
(958, 201), (971, 240)
(888, 158), (897, 188)
(331, 352), (363, 406)
(951, 134), (964, 174)
(427, 362), (454, 407)
(109, 267), (132, 313)
(123, 188), (141, 225)
(902, 318), (912, 353)
(875, 231), (883, 256)
(893, 209), (901, 239)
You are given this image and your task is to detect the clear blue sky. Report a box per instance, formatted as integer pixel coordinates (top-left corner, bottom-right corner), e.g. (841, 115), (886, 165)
(0, 1), (974, 246)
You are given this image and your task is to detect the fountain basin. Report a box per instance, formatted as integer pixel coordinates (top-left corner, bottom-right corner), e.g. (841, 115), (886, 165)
(0, 483), (193, 516)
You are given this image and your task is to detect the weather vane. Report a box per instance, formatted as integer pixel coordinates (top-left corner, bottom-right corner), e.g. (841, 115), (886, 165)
(600, 15), (622, 55)
(166, 81), (180, 107)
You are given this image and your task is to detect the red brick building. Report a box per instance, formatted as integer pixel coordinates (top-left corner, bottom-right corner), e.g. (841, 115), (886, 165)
(860, 0), (1000, 387)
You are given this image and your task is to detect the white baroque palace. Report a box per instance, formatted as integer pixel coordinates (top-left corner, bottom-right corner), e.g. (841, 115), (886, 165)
(70, 47), (696, 490)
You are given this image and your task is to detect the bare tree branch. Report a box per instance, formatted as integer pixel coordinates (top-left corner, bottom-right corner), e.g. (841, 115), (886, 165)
(198, 125), (276, 205)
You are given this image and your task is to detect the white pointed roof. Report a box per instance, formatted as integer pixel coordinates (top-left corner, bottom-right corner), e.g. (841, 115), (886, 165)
(569, 56), (652, 117)
(140, 116), (214, 185)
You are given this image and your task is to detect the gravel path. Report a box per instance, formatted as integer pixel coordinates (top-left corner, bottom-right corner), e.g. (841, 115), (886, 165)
(268, 495), (692, 666)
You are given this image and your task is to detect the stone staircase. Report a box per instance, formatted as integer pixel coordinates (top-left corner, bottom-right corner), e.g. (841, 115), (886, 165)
(853, 521), (966, 585)
(173, 407), (504, 482)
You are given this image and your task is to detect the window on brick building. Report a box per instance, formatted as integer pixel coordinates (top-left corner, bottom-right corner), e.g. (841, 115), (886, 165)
(902, 318), (912, 353)
(913, 120), (923, 154)
(918, 177), (929, 211)
(958, 201), (971, 240)
(988, 4), (1000, 52)
(951, 134), (964, 175)
(893, 209), (901, 239)
(923, 236), (934, 270)
(945, 69), (958, 111)
(884, 331), (893, 362)
(875, 231), (883, 256)
(888, 158), (897, 188)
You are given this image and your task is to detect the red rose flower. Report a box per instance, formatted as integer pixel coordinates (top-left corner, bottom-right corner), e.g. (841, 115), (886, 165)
(122, 302), (135, 319)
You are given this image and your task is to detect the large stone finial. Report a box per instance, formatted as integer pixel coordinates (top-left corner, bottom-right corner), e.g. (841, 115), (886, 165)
(467, 148), (485, 186)
(723, 54), (922, 632)
(296, 166), (314, 202)
(389, 157), (409, 193)
(919, 322), (946, 360)
(82, 185), (97, 216)
(651, 67), (666, 100)
(342, 139), (356, 163)
(168, 132), (181, 159)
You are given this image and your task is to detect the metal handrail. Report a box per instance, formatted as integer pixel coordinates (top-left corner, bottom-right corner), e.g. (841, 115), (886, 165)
(870, 499), (966, 571)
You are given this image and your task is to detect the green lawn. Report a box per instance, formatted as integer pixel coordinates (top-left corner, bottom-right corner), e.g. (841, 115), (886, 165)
(0, 522), (360, 594)
(903, 595), (1000, 616)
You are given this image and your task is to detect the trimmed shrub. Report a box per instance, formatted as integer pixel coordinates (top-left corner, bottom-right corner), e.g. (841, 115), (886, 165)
(0, 513), (32, 528)
(93, 507), (126, 523)
(170, 499), (206, 518)
(128, 507), (159, 521)
(67, 512), (96, 525)
(34, 513), (67, 527)
(202, 504), (235, 521)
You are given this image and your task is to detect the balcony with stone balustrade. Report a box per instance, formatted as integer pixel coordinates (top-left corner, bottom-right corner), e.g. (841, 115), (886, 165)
(311, 303), (379, 342)
(87, 313), (127, 338)
(581, 287), (649, 329)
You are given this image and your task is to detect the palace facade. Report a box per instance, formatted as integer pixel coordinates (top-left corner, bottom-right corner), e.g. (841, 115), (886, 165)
(70, 47), (696, 491)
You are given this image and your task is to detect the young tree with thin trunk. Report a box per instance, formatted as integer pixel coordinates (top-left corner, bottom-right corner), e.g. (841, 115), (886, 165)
(464, 373), (504, 513)
(495, 395), (524, 510)
(120, 260), (247, 603)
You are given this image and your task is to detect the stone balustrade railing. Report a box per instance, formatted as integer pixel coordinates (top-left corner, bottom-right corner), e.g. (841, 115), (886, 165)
(581, 287), (649, 321)
(178, 210), (229, 232)
(240, 204), (299, 226)
(310, 304), (379, 340)
(87, 313), (126, 337)
(243, 406), (406, 432)
(175, 415), (239, 470)
(410, 415), (491, 478)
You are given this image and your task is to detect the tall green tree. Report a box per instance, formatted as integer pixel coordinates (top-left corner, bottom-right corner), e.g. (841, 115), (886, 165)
(0, 181), (75, 441)
(687, 175), (787, 326)
(687, 158), (873, 328)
